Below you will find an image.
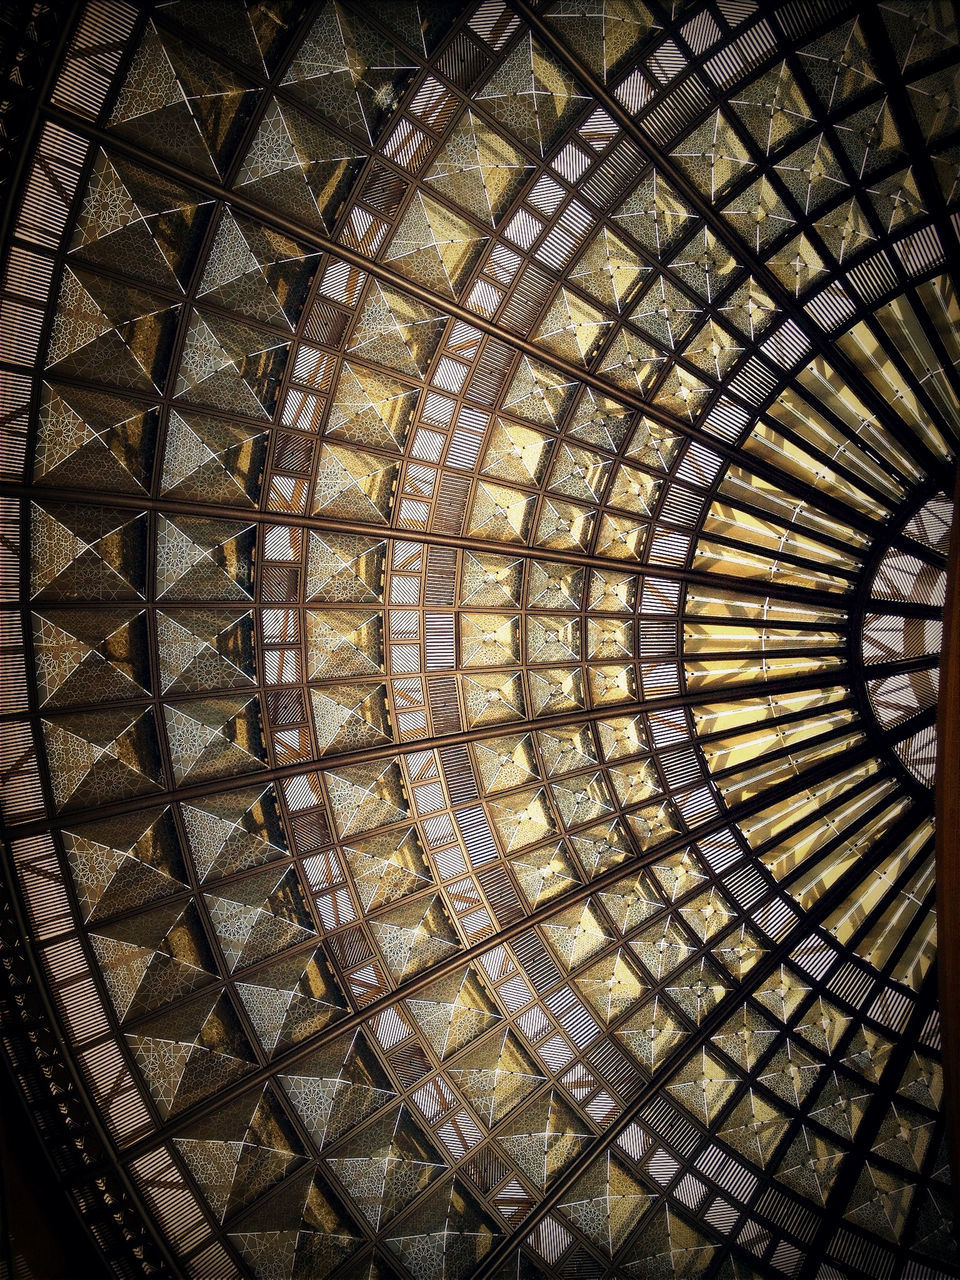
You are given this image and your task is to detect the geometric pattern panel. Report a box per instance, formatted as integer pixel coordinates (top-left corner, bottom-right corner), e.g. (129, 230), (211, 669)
(3, 4), (958, 1280)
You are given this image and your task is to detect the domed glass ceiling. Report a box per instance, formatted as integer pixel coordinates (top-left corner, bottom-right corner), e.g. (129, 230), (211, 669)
(1, 1), (958, 1277)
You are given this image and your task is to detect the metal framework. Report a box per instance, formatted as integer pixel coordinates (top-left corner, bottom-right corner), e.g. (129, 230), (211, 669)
(1, 2), (958, 1278)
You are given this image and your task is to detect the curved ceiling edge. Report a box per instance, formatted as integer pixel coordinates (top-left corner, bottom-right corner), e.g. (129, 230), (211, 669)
(1, 3), (958, 1279)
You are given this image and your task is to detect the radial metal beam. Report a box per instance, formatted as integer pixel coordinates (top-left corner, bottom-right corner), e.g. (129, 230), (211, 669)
(466, 798), (932, 1280)
(67, 712), (872, 951)
(35, 104), (718, 438)
(31, 101), (922, 538)
(3, 666), (856, 837)
(511, 0), (951, 481)
(114, 731), (896, 1159)
(0, 474), (866, 592)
